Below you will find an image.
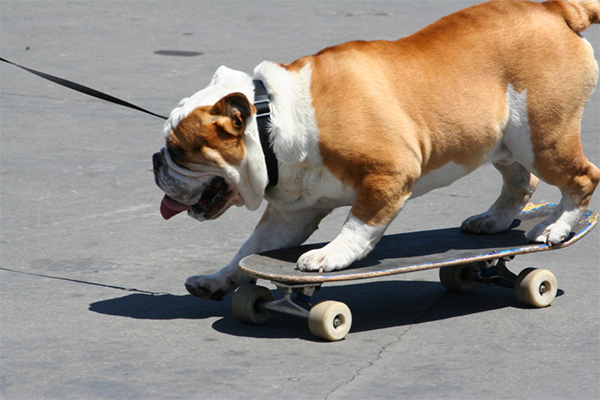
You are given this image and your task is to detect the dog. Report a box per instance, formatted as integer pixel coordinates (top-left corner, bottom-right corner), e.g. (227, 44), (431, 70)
(153, 0), (599, 300)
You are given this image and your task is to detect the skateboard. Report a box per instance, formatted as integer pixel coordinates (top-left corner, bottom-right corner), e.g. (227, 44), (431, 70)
(234, 203), (598, 341)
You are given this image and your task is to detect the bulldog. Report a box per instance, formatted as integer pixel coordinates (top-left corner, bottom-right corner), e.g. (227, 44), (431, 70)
(153, 0), (600, 300)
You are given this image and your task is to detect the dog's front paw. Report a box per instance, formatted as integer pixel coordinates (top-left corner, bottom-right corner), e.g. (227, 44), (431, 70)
(461, 211), (513, 234)
(296, 247), (352, 272)
(185, 272), (252, 301)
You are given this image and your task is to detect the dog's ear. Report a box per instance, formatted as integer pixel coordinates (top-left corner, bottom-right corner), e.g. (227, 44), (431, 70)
(211, 93), (257, 136)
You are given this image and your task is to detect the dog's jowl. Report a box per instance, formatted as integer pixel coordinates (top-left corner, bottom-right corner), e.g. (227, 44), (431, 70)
(153, 0), (600, 300)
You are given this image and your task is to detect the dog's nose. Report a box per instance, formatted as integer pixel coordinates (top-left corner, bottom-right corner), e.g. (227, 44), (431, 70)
(152, 152), (162, 172)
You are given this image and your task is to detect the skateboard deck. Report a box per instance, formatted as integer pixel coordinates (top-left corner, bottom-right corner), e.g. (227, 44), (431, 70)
(234, 203), (597, 341)
(239, 203), (597, 284)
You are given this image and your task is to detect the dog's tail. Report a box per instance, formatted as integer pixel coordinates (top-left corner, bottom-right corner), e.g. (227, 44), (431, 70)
(544, 0), (600, 32)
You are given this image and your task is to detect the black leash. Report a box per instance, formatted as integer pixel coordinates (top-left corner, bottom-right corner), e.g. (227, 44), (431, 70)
(1, 56), (169, 120)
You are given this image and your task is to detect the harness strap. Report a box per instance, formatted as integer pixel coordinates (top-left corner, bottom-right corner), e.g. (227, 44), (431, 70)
(253, 79), (278, 188)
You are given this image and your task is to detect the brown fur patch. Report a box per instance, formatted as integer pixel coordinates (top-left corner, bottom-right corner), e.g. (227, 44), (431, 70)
(285, 0), (598, 225)
(167, 101), (250, 170)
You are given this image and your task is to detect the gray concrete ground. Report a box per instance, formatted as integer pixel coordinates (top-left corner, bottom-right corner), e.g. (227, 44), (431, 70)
(1, 1), (599, 399)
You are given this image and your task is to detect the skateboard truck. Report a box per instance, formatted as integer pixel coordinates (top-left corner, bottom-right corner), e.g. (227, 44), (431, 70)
(438, 257), (559, 307)
(257, 284), (319, 320)
(463, 256), (553, 298)
(232, 282), (352, 341)
(473, 257), (519, 288)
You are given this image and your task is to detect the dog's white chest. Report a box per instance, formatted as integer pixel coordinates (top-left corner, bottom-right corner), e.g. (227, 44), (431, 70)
(265, 163), (356, 211)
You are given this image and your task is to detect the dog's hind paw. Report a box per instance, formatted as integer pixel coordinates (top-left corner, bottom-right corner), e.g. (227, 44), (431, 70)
(527, 221), (570, 246)
(527, 208), (581, 246)
(461, 211), (513, 234)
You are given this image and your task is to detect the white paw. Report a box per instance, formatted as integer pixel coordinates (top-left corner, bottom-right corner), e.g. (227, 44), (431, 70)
(296, 212), (385, 272)
(527, 221), (570, 246)
(185, 271), (252, 301)
(296, 247), (353, 272)
(461, 211), (513, 234)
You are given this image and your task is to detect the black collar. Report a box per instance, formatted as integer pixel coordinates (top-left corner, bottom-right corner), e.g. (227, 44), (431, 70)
(253, 80), (278, 188)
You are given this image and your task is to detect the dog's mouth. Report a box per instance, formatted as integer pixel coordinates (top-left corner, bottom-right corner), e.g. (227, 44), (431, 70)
(160, 176), (231, 220)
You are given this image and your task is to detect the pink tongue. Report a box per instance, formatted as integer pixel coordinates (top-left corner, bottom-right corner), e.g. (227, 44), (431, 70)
(160, 195), (193, 220)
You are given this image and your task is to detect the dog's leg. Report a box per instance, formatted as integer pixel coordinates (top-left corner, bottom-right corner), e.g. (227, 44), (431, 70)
(185, 206), (330, 300)
(527, 119), (600, 245)
(462, 161), (539, 234)
(297, 175), (411, 272)
(296, 211), (387, 272)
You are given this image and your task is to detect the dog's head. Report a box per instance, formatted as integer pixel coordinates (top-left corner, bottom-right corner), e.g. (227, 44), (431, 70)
(153, 66), (269, 221)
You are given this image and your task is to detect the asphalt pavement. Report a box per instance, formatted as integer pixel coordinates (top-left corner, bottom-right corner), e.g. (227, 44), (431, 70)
(1, 1), (599, 399)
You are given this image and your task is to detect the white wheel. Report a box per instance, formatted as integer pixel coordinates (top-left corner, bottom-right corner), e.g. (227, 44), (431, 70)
(232, 284), (274, 325)
(439, 263), (479, 293)
(308, 301), (352, 341)
(515, 268), (557, 308)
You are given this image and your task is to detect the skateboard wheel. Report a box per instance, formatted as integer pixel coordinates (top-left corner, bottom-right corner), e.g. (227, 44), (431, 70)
(232, 284), (274, 325)
(439, 263), (479, 293)
(308, 301), (352, 341)
(515, 268), (557, 308)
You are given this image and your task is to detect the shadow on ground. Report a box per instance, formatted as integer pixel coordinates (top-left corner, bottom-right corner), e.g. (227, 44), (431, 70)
(89, 292), (231, 320)
(90, 279), (560, 340)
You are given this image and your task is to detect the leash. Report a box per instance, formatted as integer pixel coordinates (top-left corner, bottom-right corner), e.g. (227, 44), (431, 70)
(1, 56), (169, 120)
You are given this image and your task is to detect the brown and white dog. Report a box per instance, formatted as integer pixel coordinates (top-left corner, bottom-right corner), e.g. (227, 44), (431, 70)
(153, 0), (600, 300)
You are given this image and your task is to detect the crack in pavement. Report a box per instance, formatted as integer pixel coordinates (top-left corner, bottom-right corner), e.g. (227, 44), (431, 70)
(325, 291), (450, 399)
